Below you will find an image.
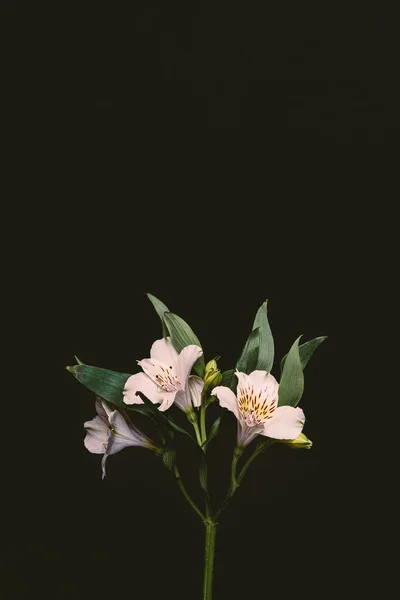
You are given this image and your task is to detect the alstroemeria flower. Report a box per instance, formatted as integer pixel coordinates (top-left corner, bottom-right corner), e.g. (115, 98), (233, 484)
(84, 398), (153, 478)
(123, 337), (203, 412)
(212, 370), (305, 447)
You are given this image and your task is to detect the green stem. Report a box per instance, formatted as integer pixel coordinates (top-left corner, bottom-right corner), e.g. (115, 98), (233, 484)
(173, 465), (205, 522)
(193, 420), (203, 446)
(203, 521), (217, 600)
(187, 411), (203, 446)
(214, 446), (243, 519)
(237, 439), (272, 484)
(200, 402), (207, 444)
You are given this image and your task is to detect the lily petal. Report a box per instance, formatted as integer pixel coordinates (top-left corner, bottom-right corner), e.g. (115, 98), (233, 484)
(94, 398), (112, 423)
(123, 372), (165, 406)
(211, 386), (240, 419)
(174, 375), (204, 412)
(84, 415), (110, 454)
(107, 410), (149, 455)
(150, 337), (179, 368)
(248, 370), (279, 398)
(109, 411), (147, 443)
(262, 406), (305, 440)
(188, 375), (204, 408)
(237, 421), (264, 447)
(101, 454), (108, 479)
(157, 391), (178, 412)
(176, 345), (203, 386)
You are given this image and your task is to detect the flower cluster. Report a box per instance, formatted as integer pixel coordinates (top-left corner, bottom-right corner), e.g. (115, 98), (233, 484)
(68, 294), (325, 599)
(73, 294), (324, 478)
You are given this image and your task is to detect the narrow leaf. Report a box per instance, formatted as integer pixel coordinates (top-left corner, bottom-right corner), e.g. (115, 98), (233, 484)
(67, 364), (131, 410)
(252, 300), (274, 372)
(165, 415), (198, 445)
(278, 336), (304, 407)
(164, 312), (205, 377)
(137, 393), (197, 444)
(199, 456), (208, 492)
(136, 392), (174, 438)
(220, 369), (236, 392)
(163, 449), (176, 472)
(147, 293), (170, 337)
(202, 415), (222, 451)
(236, 327), (260, 374)
(280, 336), (328, 374)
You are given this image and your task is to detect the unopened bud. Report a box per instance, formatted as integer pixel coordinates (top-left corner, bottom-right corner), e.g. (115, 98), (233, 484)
(204, 359), (222, 391)
(284, 433), (313, 449)
(205, 358), (218, 373)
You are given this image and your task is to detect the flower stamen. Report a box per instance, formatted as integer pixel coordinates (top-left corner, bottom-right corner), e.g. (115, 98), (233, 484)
(237, 382), (277, 426)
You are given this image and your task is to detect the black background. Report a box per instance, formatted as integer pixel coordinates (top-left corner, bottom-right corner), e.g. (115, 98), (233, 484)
(5, 1), (394, 599)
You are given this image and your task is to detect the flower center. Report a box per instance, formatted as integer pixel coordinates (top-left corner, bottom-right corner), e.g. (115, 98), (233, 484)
(237, 383), (277, 426)
(153, 363), (182, 393)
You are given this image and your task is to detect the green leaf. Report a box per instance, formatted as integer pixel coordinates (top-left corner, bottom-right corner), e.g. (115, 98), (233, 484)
(137, 392), (198, 444)
(165, 414), (198, 445)
(147, 293), (170, 337)
(163, 449), (176, 472)
(135, 392), (175, 439)
(220, 369), (236, 392)
(202, 415), (222, 451)
(280, 336), (327, 374)
(252, 300), (274, 372)
(67, 364), (131, 410)
(199, 456), (208, 492)
(278, 336), (304, 407)
(236, 327), (260, 374)
(164, 312), (205, 377)
(125, 403), (158, 419)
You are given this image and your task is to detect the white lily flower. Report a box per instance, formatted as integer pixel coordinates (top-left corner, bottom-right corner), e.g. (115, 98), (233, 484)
(211, 370), (305, 448)
(84, 398), (153, 478)
(123, 337), (203, 412)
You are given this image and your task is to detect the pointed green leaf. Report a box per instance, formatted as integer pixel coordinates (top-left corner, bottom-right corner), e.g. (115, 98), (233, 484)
(126, 403), (159, 419)
(164, 312), (205, 377)
(165, 414), (198, 445)
(147, 293), (170, 337)
(135, 392), (174, 437)
(202, 415), (222, 451)
(163, 448), (176, 472)
(252, 300), (274, 372)
(67, 364), (132, 410)
(220, 368), (236, 393)
(137, 392), (198, 444)
(280, 336), (327, 374)
(199, 456), (208, 492)
(278, 336), (304, 407)
(236, 327), (260, 374)
(74, 355), (85, 365)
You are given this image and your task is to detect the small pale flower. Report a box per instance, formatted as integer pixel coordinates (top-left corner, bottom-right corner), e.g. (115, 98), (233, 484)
(84, 398), (153, 478)
(123, 337), (203, 412)
(211, 369), (305, 447)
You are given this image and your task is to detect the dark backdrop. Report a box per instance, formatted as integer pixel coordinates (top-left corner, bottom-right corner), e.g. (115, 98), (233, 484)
(5, 1), (393, 599)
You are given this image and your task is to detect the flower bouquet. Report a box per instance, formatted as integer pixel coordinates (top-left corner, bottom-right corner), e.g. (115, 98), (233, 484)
(67, 294), (326, 599)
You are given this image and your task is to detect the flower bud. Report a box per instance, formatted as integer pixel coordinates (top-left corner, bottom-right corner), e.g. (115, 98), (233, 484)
(204, 359), (222, 391)
(283, 433), (313, 449)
